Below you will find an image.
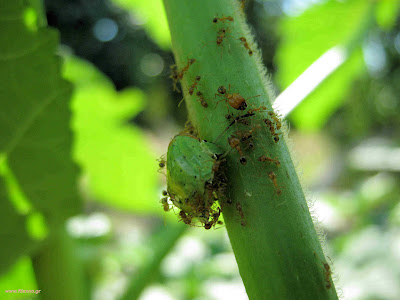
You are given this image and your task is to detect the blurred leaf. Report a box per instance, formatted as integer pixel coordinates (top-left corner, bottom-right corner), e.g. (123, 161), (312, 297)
(113, 0), (171, 49)
(64, 57), (160, 213)
(0, 1), (81, 222)
(375, 0), (400, 30)
(276, 0), (372, 130)
(0, 257), (37, 298)
(0, 173), (35, 274)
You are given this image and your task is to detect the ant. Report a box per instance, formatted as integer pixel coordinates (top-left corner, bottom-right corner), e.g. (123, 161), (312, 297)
(258, 155), (280, 167)
(264, 118), (280, 143)
(169, 58), (196, 93)
(213, 16), (234, 23)
(196, 91), (208, 108)
(214, 107), (267, 145)
(160, 197), (170, 212)
(228, 135), (247, 165)
(226, 113), (250, 125)
(157, 156), (167, 174)
(268, 172), (282, 196)
(323, 262), (332, 289)
(216, 28), (228, 46)
(236, 202), (246, 226)
(189, 76), (201, 95)
(238, 37), (253, 56)
(215, 84), (260, 111)
(158, 158), (166, 169)
(268, 111), (282, 130)
(179, 210), (192, 225)
(169, 64), (181, 93)
(204, 207), (222, 229)
(179, 58), (196, 79)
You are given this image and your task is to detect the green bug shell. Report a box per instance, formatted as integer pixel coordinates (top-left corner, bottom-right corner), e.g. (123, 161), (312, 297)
(166, 134), (223, 218)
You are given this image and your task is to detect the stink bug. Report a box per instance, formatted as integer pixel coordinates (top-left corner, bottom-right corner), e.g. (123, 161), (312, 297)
(165, 134), (227, 229)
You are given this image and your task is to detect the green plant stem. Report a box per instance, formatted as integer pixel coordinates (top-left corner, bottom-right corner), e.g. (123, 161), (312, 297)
(120, 223), (187, 300)
(31, 227), (87, 300)
(163, 0), (338, 299)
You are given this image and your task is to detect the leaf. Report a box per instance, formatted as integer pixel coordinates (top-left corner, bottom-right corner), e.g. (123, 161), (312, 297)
(112, 0), (171, 49)
(375, 0), (400, 30)
(64, 57), (160, 213)
(0, 2), (81, 223)
(276, 0), (372, 130)
(0, 174), (35, 274)
(0, 256), (37, 298)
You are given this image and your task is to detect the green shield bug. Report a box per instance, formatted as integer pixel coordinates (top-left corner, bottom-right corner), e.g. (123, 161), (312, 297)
(165, 133), (228, 229)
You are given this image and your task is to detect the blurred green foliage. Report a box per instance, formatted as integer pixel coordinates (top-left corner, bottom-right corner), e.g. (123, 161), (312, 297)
(64, 56), (160, 213)
(276, 0), (372, 130)
(0, 0), (80, 274)
(276, 0), (399, 131)
(112, 0), (171, 49)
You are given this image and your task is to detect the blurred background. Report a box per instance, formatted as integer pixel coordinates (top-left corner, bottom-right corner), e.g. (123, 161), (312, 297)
(2, 0), (400, 299)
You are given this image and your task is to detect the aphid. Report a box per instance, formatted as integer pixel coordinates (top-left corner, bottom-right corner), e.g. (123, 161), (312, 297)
(189, 76), (201, 95)
(323, 262), (332, 289)
(161, 197), (170, 212)
(258, 155), (280, 167)
(238, 37), (253, 56)
(166, 134), (227, 228)
(216, 28), (228, 46)
(268, 172), (282, 195)
(228, 135), (247, 165)
(196, 91), (208, 108)
(236, 202), (246, 226)
(212, 16), (234, 23)
(162, 190), (168, 196)
(215, 84), (260, 111)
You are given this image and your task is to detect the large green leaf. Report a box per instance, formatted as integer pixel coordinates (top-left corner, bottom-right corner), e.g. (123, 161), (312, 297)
(0, 0), (80, 264)
(0, 172), (34, 274)
(64, 57), (160, 213)
(276, 0), (372, 130)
